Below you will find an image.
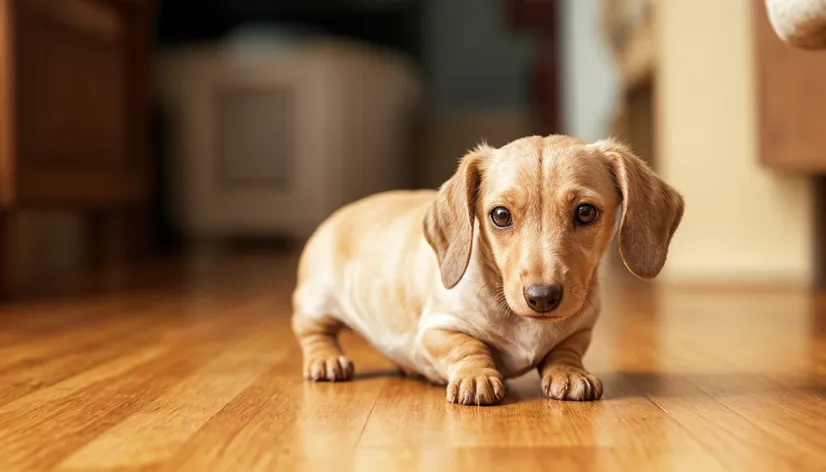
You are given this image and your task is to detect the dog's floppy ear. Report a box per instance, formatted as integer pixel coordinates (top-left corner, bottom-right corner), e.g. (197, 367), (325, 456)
(423, 145), (488, 289)
(593, 139), (684, 279)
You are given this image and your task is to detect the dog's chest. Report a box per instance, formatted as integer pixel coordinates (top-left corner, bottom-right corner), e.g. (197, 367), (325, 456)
(486, 320), (564, 378)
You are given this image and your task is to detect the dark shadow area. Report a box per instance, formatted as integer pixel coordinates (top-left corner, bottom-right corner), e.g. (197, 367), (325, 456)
(498, 370), (826, 404)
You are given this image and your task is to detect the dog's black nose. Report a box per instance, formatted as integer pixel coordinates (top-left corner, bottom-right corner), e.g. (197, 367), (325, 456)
(523, 284), (563, 313)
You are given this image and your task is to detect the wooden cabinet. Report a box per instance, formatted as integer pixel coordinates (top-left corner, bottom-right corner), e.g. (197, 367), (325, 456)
(0, 0), (155, 293)
(753, 0), (826, 172)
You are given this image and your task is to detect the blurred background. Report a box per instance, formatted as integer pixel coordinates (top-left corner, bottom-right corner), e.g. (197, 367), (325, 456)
(0, 0), (824, 296)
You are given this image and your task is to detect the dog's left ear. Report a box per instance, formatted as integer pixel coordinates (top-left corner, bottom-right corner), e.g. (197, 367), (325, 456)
(423, 145), (489, 289)
(593, 139), (685, 279)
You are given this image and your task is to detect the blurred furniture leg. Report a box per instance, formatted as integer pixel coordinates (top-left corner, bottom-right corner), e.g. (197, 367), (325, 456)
(124, 205), (152, 261)
(602, 0), (657, 162)
(0, 211), (7, 296)
(87, 206), (152, 270)
(0, 0), (11, 297)
(505, 0), (562, 134)
(817, 177), (826, 287)
(533, 36), (562, 134)
(87, 210), (121, 268)
(0, 0), (155, 297)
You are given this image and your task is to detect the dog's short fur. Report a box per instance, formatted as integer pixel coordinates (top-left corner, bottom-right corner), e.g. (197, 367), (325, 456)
(292, 135), (684, 405)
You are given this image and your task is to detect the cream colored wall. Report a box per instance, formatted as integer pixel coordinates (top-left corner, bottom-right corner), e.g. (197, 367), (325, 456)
(657, 0), (814, 285)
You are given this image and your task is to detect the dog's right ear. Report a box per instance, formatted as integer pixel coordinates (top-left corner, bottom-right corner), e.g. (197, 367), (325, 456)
(423, 145), (488, 289)
(593, 138), (684, 279)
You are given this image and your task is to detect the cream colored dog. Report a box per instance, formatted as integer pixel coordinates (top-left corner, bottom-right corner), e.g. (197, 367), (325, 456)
(292, 135), (683, 405)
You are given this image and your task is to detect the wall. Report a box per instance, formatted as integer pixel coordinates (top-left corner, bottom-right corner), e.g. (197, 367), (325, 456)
(657, 0), (814, 285)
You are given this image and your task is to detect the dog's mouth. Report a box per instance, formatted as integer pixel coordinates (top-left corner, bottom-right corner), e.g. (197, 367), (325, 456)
(503, 297), (573, 321)
(503, 286), (582, 322)
(515, 311), (574, 323)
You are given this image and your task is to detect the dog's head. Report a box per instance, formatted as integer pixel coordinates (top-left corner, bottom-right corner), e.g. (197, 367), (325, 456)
(424, 135), (684, 320)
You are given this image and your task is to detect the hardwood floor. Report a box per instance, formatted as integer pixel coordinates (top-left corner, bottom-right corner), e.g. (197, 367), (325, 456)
(1, 252), (825, 471)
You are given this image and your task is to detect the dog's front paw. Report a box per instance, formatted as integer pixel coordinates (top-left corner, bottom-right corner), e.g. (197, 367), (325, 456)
(446, 369), (506, 406)
(304, 355), (354, 382)
(541, 365), (602, 401)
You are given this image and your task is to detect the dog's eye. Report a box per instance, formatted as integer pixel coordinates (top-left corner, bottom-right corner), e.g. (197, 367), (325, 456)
(490, 206), (513, 228)
(575, 204), (598, 225)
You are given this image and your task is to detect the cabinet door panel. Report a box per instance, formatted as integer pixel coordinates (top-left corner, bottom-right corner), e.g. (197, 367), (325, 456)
(754, 0), (826, 172)
(14, 0), (152, 206)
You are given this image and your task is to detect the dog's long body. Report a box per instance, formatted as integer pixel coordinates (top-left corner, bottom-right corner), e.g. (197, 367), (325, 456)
(293, 190), (597, 383)
(292, 135), (683, 405)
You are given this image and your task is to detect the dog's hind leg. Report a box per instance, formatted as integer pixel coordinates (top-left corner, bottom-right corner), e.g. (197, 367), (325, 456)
(292, 313), (354, 382)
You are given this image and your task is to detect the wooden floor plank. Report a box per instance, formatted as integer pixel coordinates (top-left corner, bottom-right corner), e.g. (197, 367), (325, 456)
(58, 330), (283, 470)
(0, 253), (824, 471)
(595, 295), (826, 472)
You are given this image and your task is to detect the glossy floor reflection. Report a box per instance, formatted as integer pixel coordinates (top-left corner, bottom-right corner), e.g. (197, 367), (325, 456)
(0, 253), (824, 471)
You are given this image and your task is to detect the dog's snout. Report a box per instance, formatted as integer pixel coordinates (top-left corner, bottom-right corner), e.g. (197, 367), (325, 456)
(523, 284), (563, 313)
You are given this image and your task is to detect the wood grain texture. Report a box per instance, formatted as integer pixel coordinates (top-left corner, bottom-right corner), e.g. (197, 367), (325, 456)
(0, 0), (15, 206)
(0, 253), (825, 471)
(0, 0), (154, 209)
(17, 0), (128, 167)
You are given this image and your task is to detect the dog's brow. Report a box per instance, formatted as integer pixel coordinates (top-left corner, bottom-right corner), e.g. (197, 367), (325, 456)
(560, 187), (603, 205)
(487, 190), (517, 207)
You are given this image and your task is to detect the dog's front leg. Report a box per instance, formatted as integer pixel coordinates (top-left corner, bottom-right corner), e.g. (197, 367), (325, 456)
(422, 328), (505, 406)
(538, 329), (603, 401)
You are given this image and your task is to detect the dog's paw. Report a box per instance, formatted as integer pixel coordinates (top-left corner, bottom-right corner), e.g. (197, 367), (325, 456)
(304, 355), (354, 382)
(541, 365), (602, 401)
(446, 369), (506, 406)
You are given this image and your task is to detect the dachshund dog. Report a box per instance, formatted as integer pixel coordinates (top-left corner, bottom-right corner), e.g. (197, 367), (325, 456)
(292, 135), (684, 405)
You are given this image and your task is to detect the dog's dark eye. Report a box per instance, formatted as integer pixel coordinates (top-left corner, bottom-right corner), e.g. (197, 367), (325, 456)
(490, 206), (513, 228)
(575, 204), (598, 225)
